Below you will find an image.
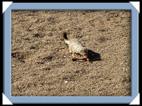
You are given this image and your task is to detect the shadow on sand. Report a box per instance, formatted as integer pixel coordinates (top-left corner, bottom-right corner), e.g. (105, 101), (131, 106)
(86, 49), (101, 62)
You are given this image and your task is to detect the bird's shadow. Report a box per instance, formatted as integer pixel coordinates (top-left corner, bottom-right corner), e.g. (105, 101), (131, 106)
(86, 49), (101, 62)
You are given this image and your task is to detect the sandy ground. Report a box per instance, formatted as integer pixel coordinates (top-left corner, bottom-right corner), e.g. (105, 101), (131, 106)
(12, 10), (131, 96)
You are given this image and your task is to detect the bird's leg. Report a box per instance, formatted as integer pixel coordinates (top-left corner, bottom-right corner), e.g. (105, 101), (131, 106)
(72, 53), (79, 61)
(77, 53), (88, 61)
(72, 53), (88, 61)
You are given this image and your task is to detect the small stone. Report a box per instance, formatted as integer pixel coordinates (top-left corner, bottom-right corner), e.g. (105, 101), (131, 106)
(33, 33), (40, 37)
(30, 46), (36, 49)
(64, 81), (68, 83)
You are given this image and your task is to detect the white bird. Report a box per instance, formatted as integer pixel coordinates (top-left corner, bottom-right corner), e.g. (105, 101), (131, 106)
(63, 32), (88, 61)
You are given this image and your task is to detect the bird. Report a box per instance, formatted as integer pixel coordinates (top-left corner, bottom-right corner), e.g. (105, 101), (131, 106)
(63, 32), (88, 61)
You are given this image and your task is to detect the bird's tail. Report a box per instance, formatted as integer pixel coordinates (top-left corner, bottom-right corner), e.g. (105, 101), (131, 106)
(63, 32), (70, 45)
(63, 32), (68, 40)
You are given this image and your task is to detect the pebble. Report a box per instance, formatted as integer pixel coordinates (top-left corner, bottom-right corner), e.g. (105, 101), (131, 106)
(64, 81), (68, 83)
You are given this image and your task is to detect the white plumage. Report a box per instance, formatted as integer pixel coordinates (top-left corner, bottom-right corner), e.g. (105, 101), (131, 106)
(63, 32), (88, 61)
(64, 38), (85, 54)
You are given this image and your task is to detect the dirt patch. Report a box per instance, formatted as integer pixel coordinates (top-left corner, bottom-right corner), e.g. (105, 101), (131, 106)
(12, 10), (131, 96)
